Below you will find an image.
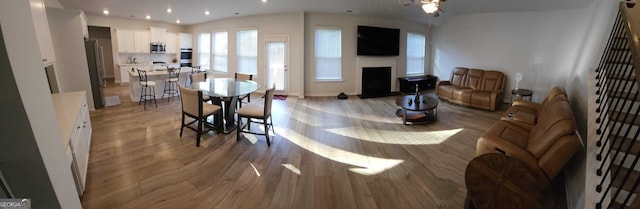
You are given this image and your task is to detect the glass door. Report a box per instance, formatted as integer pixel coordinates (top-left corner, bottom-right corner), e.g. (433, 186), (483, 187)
(265, 36), (288, 94)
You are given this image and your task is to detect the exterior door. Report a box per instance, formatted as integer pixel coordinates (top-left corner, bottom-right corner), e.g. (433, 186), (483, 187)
(264, 36), (288, 94)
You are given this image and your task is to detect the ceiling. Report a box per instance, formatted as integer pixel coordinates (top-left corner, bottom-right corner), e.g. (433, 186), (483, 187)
(56, 0), (594, 26)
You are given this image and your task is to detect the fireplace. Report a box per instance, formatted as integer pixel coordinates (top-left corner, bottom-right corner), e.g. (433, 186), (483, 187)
(361, 67), (391, 98)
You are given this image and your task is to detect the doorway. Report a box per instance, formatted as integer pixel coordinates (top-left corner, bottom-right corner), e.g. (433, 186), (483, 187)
(264, 36), (289, 95)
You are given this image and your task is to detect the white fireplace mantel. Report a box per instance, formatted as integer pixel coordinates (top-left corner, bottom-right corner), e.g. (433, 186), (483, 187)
(356, 57), (397, 95)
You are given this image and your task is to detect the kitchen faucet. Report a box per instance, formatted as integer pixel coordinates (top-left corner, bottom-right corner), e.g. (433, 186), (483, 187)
(133, 58), (137, 64)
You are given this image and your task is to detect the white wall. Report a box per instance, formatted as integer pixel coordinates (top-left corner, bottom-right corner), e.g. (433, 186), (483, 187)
(432, 1), (619, 208)
(189, 13), (305, 96)
(304, 13), (429, 96)
(432, 8), (591, 103)
(86, 15), (186, 33)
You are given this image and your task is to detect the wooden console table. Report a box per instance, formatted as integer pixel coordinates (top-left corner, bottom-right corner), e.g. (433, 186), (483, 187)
(465, 153), (552, 209)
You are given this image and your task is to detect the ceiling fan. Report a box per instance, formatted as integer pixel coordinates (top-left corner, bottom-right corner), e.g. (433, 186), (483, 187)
(404, 0), (447, 17)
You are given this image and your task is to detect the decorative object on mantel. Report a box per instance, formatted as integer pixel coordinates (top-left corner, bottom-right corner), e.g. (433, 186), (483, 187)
(337, 92), (348, 100)
(515, 73), (523, 90)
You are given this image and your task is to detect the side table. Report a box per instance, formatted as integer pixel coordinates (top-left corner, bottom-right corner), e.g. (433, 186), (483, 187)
(464, 153), (552, 209)
(511, 88), (533, 104)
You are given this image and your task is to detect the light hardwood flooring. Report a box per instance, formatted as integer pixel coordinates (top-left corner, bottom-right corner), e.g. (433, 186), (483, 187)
(83, 79), (507, 209)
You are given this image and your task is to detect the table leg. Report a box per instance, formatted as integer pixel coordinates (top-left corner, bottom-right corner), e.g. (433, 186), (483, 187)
(222, 97), (238, 134)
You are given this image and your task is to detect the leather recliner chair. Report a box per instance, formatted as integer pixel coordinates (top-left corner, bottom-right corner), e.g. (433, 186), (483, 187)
(476, 92), (582, 181)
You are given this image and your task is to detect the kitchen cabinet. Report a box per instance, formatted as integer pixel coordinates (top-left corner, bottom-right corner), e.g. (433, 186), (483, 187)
(30, 0), (56, 65)
(166, 33), (178, 54)
(134, 31), (150, 53)
(117, 29), (135, 53)
(150, 27), (166, 43)
(52, 91), (92, 196)
(117, 29), (150, 53)
(179, 33), (192, 49)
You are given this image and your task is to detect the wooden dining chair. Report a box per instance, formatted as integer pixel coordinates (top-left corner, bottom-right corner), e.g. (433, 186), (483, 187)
(237, 84), (276, 146)
(190, 72), (211, 102)
(179, 85), (222, 147)
(235, 72), (253, 108)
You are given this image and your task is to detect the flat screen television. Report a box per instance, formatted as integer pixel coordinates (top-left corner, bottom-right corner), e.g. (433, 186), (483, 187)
(357, 25), (400, 56)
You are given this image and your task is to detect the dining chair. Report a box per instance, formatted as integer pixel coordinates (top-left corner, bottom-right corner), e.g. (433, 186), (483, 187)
(137, 68), (157, 110)
(179, 85), (222, 147)
(237, 84), (276, 146)
(235, 73), (253, 108)
(190, 72), (211, 102)
(162, 67), (180, 102)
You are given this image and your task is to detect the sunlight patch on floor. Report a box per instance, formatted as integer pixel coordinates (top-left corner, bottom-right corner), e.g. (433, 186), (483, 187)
(282, 164), (301, 175)
(275, 127), (404, 175)
(326, 127), (463, 145)
(250, 162), (261, 177)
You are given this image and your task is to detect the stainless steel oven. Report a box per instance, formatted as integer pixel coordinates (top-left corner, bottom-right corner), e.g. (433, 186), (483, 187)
(180, 48), (192, 67)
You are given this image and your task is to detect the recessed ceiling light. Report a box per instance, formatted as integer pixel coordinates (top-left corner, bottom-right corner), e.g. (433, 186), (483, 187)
(205, 11), (210, 15)
(261, 0), (267, 2)
(103, 10), (109, 15)
(167, 8), (172, 13)
(145, 15), (151, 20)
(176, 19), (180, 24)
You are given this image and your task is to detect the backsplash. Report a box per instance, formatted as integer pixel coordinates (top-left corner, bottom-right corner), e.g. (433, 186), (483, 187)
(118, 53), (179, 64)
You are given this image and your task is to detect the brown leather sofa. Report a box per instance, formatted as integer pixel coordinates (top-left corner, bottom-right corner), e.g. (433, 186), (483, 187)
(435, 67), (505, 111)
(476, 87), (582, 181)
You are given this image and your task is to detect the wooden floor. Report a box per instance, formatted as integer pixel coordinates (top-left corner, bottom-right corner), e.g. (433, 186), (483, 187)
(82, 79), (508, 209)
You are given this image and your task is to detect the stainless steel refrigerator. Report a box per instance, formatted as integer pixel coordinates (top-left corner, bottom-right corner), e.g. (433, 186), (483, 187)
(85, 39), (105, 109)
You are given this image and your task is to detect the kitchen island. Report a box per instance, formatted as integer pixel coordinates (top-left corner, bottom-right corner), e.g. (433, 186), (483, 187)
(128, 68), (192, 102)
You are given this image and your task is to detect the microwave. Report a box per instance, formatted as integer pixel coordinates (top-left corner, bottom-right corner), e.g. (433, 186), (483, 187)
(150, 43), (166, 53)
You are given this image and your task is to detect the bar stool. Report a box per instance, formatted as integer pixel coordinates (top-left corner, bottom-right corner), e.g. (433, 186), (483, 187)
(162, 67), (181, 102)
(184, 66), (201, 87)
(137, 69), (157, 110)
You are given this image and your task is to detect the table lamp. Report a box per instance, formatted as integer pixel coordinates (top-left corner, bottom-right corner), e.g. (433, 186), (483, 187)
(515, 73), (523, 90)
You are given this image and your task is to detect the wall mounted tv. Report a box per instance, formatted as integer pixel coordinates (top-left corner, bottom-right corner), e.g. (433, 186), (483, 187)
(357, 25), (400, 56)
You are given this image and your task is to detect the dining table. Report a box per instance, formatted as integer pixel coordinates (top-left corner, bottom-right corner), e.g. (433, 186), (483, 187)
(189, 78), (259, 134)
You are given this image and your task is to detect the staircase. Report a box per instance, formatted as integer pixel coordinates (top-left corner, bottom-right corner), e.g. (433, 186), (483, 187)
(593, 2), (640, 209)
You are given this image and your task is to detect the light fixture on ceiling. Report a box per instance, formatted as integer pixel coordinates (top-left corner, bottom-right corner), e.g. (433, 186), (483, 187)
(145, 15), (151, 20)
(205, 10), (210, 15)
(167, 8), (172, 13)
(103, 9), (109, 15)
(421, 0), (440, 14)
(261, 0), (267, 2)
(176, 19), (180, 24)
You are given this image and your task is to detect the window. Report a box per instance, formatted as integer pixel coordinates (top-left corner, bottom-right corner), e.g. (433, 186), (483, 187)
(237, 29), (258, 75)
(198, 33), (211, 69)
(406, 32), (425, 75)
(212, 31), (228, 73)
(315, 27), (342, 80)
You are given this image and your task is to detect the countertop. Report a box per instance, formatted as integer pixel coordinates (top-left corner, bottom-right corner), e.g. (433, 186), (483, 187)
(52, 91), (86, 146)
(118, 63), (152, 66)
(128, 68), (194, 76)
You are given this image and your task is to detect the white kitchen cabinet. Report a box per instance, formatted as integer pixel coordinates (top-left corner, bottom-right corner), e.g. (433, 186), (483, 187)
(117, 29), (150, 53)
(30, 0), (56, 65)
(52, 91), (92, 196)
(117, 29), (135, 53)
(166, 33), (178, 54)
(120, 66), (131, 83)
(150, 27), (166, 43)
(134, 31), (150, 53)
(179, 33), (192, 49)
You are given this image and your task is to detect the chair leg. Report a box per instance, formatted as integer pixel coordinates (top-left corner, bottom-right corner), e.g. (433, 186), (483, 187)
(180, 113), (185, 137)
(264, 118), (270, 147)
(152, 86), (157, 108)
(139, 86), (144, 106)
(237, 115), (242, 141)
(196, 117), (202, 147)
(162, 81), (167, 101)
